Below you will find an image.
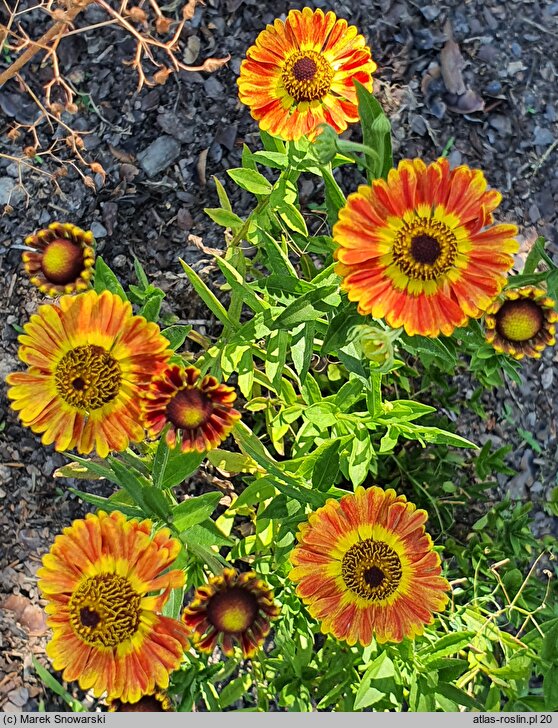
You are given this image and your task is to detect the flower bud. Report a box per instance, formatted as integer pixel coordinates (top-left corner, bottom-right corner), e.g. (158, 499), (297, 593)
(349, 324), (400, 371)
(312, 124), (339, 164)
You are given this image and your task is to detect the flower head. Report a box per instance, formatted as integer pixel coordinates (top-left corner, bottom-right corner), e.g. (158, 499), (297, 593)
(484, 286), (558, 359)
(37, 511), (189, 703)
(141, 365), (241, 453)
(238, 8), (376, 141)
(182, 568), (280, 658)
(333, 158), (519, 337)
(6, 290), (171, 458)
(22, 222), (95, 297)
(108, 692), (173, 712)
(289, 486), (450, 646)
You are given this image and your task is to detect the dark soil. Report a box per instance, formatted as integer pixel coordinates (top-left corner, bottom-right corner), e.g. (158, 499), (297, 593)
(1, 0), (557, 712)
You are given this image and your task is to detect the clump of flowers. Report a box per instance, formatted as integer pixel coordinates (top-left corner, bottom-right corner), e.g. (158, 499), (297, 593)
(37, 511), (189, 703)
(22, 222), (95, 297)
(6, 4), (557, 716)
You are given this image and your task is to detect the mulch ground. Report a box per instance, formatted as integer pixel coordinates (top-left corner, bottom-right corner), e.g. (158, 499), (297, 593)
(0, 0), (557, 712)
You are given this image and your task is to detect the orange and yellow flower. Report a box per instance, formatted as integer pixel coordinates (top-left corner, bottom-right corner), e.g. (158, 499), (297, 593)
(6, 290), (171, 458)
(484, 286), (558, 359)
(333, 158), (519, 337)
(37, 511), (189, 703)
(182, 568), (280, 658)
(22, 222), (95, 297)
(108, 692), (173, 712)
(141, 365), (241, 453)
(237, 7), (376, 141)
(289, 486), (450, 646)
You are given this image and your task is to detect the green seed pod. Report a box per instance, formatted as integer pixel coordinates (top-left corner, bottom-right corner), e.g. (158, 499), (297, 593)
(312, 124), (339, 164)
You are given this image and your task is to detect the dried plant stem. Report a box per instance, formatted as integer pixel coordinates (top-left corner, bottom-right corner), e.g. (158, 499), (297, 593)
(0, 0), (92, 87)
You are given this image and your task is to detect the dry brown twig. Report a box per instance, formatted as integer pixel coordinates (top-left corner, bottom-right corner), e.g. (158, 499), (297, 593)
(0, 0), (230, 206)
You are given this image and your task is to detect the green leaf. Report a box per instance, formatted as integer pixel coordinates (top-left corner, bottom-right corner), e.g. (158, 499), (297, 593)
(232, 478), (277, 509)
(68, 488), (144, 518)
(312, 439), (340, 490)
(304, 402), (338, 428)
(215, 257), (268, 314)
(159, 448), (205, 489)
(355, 81), (393, 180)
(321, 311), (361, 355)
(161, 324), (192, 351)
(220, 675), (253, 708)
(321, 164), (346, 226)
(108, 457), (148, 508)
(213, 176), (232, 211)
(272, 285), (337, 329)
(32, 657), (86, 712)
(277, 201), (308, 235)
(133, 256), (149, 289)
(204, 207), (244, 231)
(179, 259), (237, 330)
(138, 290), (164, 322)
(544, 665), (558, 710)
(435, 683), (484, 711)
(173, 492), (221, 532)
(227, 168), (272, 195)
(250, 150), (288, 169)
(419, 632), (474, 664)
(141, 485), (171, 519)
(94, 256), (127, 300)
(186, 520), (233, 547)
(348, 422), (373, 487)
(265, 328), (290, 391)
(353, 684), (384, 711)
(291, 321), (315, 383)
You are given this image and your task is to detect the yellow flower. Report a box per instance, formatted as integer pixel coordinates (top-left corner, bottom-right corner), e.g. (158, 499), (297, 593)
(238, 8), (376, 141)
(289, 486), (450, 646)
(333, 158), (519, 337)
(38, 511), (189, 703)
(484, 286), (558, 359)
(22, 222), (95, 297)
(142, 365), (241, 453)
(6, 290), (171, 457)
(182, 569), (280, 658)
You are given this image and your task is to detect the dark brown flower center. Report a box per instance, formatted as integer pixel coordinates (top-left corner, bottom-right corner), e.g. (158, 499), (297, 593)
(393, 216), (457, 281)
(41, 238), (85, 285)
(496, 299), (544, 342)
(55, 345), (121, 410)
(207, 587), (259, 634)
(111, 695), (171, 712)
(166, 388), (212, 430)
(69, 574), (141, 647)
(292, 56), (317, 81)
(410, 234), (442, 265)
(342, 539), (402, 601)
(282, 50), (334, 103)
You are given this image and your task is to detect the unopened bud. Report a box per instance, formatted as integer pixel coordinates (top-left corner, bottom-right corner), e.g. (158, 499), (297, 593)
(371, 113), (391, 136)
(312, 124), (339, 164)
(349, 324), (401, 371)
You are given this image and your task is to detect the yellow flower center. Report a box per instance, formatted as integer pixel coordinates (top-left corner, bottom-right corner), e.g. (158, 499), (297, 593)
(55, 344), (122, 410)
(393, 217), (457, 281)
(166, 388), (211, 430)
(41, 238), (85, 285)
(496, 300), (544, 342)
(342, 539), (402, 601)
(69, 574), (141, 647)
(282, 50), (334, 103)
(207, 587), (258, 634)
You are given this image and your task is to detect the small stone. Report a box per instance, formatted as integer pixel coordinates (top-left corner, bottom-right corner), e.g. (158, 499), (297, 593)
(489, 114), (512, 135)
(0, 176), (18, 205)
(511, 42), (522, 58)
(541, 366), (554, 390)
(204, 76), (224, 99)
(90, 221), (107, 238)
(419, 5), (440, 21)
(485, 80), (502, 95)
(183, 35), (201, 64)
(137, 136), (181, 177)
(112, 254), (127, 268)
(533, 127), (554, 146)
